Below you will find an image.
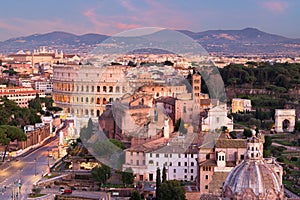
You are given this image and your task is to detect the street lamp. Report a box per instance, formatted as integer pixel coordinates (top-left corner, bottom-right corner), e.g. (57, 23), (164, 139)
(34, 158), (37, 176)
(47, 149), (50, 167)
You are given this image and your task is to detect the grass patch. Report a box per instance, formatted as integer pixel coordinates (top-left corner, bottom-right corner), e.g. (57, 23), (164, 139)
(29, 193), (46, 198)
(273, 140), (295, 146)
(283, 180), (300, 196)
(44, 173), (59, 179)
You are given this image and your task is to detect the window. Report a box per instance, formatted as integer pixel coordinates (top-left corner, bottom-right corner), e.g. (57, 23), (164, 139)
(137, 152), (139, 156)
(91, 86), (94, 92)
(96, 98), (100, 104)
(191, 175), (194, 181)
(103, 86), (107, 92)
(191, 162), (194, 166)
(169, 154), (172, 158)
(150, 153), (152, 158)
(206, 154), (210, 159)
(136, 160), (139, 166)
(143, 160), (145, 165)
(185, 154), (187, 158)
(178, 154), (181, 158)
(156, 154), (159, 158)
(149, 160), (154, 165)
(164, 154), (168, 158)
(116, 86), (120, 93)
(184, 175), (187, 179)
(169, 162), (172, 166)
(240, 155), (244, 160)
(97, 86), (100, 92)
(178, 162), (181, 166)
(184, 162), (187, 166)
(173, 169), (176, 173)
(205, 175), (209, 179)
(130, 152), (133, 156)
(109, 86), (113, 93)
(149, 174), (153, 181)
(191, 154), (194, 158)
(191, 169), (194, 173)
(184, 169), (187, 173)
(156, 162), (159, 166)
(205, 185), (208, 190)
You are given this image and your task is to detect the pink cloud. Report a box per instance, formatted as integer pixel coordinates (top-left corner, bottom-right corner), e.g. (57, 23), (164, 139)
(261, 1), (289, 13)
(119, 0), (137, 11)
(82, 1), (192, 36)
(83, 8), (140, 35)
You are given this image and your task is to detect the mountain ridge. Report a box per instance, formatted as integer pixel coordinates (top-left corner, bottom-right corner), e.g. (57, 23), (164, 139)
(1, 28), (299, 56)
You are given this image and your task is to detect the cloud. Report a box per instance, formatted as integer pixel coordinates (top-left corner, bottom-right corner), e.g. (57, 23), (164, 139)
(119, 0), (137, 11)
(261, 1), (289, 13)
(83, 8), (140, 35)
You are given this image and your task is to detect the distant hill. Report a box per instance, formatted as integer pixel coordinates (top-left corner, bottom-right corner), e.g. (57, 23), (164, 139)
(1, 28), (299, 56)
(0, 31), (108, 54)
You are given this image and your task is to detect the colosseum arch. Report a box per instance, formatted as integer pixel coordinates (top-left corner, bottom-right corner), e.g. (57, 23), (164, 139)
(275, 109), (296, 133)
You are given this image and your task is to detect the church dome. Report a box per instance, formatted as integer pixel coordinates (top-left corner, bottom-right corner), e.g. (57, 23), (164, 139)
(223, 130), (284, 199)
(223, 160), (283, 199)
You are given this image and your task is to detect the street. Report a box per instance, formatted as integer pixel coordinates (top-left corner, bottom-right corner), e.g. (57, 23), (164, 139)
(0, 136), (59, 200)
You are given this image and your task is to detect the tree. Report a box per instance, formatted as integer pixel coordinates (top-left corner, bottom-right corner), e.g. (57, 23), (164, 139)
(109, 139), (126, 150)
(174, 118), (187, 134)
(159, 180), (186, 200)
(92, 164), (111, 184)
(156, 168), (161, 200)
(28, 94), (42, 112)
(129, 190), (142, 200)
(295, 120), (300, 132)
(243, 129), (252, 138)
(264, 136), (272, 150)
(121, 168), (134, 186)
(0, 125), (27, 161)
(162, 167), (167, 183)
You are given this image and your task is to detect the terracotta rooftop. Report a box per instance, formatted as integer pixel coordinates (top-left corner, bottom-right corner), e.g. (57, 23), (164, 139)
(215, 139), (247, 148)
(199, 159), (217, 167)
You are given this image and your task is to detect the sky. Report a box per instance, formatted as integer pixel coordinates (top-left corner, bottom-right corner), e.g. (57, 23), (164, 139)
(0, 0), (299, 41)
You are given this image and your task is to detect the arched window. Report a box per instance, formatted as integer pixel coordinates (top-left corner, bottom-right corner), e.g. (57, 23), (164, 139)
(116, 86), (120, 93)
(96, 98), (100, 104)
(109, 86), (113, 93)
(97, 86), (100, 92)
(103, 86), (107, 92)
(86, 97), (89, 103)
(91, 98), (94, 104)
(97, 110), (100, 117)
(103, 98), (107, 104)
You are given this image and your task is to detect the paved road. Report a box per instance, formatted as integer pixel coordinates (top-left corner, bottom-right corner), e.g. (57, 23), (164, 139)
(41, 188), (110, 200)
(0, 136), (59, 200)
(272, 142), (300, 151)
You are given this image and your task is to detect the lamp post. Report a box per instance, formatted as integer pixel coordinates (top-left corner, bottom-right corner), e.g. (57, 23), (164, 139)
(34, 158), (37, 176)
(47, 149), (50, 167)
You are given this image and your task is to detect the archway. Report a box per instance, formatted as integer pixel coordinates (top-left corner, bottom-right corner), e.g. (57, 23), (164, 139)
(282, 119), (290, 132)
(275, 109), (295, 133)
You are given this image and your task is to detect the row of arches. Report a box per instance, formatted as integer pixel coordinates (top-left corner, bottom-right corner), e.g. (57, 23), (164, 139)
(67, 108), (103, 117)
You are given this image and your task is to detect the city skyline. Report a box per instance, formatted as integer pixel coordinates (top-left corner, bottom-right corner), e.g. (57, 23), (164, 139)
(0, 0), (299, 41)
